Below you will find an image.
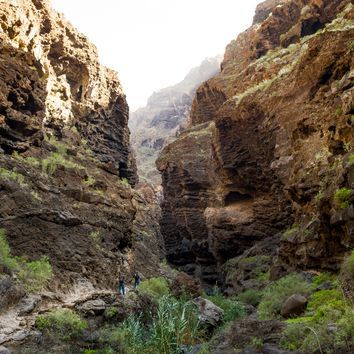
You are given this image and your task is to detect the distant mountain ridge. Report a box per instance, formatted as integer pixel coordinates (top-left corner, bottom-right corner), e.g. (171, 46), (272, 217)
(130, 56), (221, 185)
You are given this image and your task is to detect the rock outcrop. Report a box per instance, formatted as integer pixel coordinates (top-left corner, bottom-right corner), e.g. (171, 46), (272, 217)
(130, 57), (221, 185)
(157, 0), (354, 287)
(0, 0), (163, 292)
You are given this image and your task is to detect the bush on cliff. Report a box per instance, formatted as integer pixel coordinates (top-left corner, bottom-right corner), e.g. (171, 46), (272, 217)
(258, 273), (311, 320)
(340, 250), (354, 281)
(206, 293), (245, 322)
(139, 277), (170, 299)
(0, 229), (52, 292)
(36, 308), (88, 341)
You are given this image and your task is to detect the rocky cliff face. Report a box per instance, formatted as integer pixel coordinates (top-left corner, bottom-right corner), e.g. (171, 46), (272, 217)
(157, 0), (354, 288)
(130, 57), (221, 185)
(0, 0), (163, 291)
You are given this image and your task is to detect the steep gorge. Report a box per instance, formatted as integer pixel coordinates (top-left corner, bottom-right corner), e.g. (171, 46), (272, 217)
(0, 0), (163, 302)
(157, 0), (354, 289)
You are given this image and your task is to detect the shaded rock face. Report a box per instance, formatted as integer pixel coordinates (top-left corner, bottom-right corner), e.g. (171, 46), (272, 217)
(157, 0), (354, 286)
(130, 57), (221, 185)
(0, 0), (163, 289)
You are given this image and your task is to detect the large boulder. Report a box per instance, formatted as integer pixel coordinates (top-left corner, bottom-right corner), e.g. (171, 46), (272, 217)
(0, 346), (11, 354)
(280, 294), (307, 318)
(193, 297), (223, 328)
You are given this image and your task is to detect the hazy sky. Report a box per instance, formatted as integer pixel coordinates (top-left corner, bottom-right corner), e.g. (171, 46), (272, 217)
(51, 0), (262, 110)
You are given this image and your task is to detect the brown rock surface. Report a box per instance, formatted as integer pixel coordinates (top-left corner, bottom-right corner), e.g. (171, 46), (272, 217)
(0, 0), (163, 290)
(157, 0), (354, 286)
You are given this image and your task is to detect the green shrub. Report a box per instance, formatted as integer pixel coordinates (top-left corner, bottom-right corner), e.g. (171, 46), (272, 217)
(42, 152), (83, 175)
(0, 229), (19, 272)
(0, 167), (26, 187)
(82, 175), (96, 187)
(139, 277), (170, 299)
(149, 295), (200, 353)
(104, 306), (119, 319)
(36, 308), (87, 341)
(100, 296), (201, 354)
(206, 294), (245, 322)
(307, 289), (343, 312)
(280, 282), (352, 352)
(18, 256), (52, 292)
(282, 224), (299, 239)
(258, 273), (311, 319)
(237, 289), (263, 306)
(312, 272), (337, 289)
(334, 188), (352, 209)
(348, 154), (354, 165)
(340, 250), (354, 281)
(0, 229), (52, 291)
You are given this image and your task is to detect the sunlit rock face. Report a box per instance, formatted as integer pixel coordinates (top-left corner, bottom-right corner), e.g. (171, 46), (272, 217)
(130, 57), (221, 186)
(0, 0), (163, 289)
(0, 0), (136, 182)
(157, 0), (354, 287)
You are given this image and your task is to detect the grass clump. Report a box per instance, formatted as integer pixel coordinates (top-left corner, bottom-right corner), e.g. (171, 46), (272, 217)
(280, 290), (352, 353)
(139, 277), (170, 299)
(82, 175), (96, 187)
(36, 308), (87, 341)
(258, 273), (311, 320)
(42, 152), (82, 175)
(206, 293), (245, 322)
(100, 296), (201, 354)
(348, 154), (354, 165)
(334, 188), (352, 209)
(282, 224), (299, 240)
(17, 256), (52, 293)
(0, 229), (18, 272)
(237, 289), (263, 306)
(0, 167), (26, 187)
(0, 229), (52, 292)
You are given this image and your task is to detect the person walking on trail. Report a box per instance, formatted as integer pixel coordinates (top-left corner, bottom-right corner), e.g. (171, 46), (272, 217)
(133, 272), (140, 290)
(118, 275), (125, 296)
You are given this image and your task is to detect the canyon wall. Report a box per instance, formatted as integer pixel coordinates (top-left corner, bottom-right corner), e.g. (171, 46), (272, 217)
(0, 0), (163, 290)
(130, 57), (221, 185)
(157, 0), (354, 287)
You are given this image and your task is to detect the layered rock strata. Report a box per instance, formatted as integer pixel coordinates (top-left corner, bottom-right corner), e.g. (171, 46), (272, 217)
(157, 0), (354, 286)
(0, 0), (163, 292)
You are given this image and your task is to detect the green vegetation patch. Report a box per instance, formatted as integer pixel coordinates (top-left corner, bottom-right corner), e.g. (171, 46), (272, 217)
(334, 188), (352, 209)
(0, 229), (52, 292)
(282, 224), (299, 240)
(36, 308), (88, 341)
(99, 295), (201, 354)
(258, 273), (311, 320)
(236, 289), (263, 307)
(0, 167), (26, 187)
(206, 293), (245, 322)
(139, 277), (170, 300)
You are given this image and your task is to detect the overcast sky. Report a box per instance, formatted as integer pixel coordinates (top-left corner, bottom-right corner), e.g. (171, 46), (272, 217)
(51, 0), (262, 110)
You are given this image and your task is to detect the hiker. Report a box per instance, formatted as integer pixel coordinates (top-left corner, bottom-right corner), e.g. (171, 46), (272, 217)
(118, 274), (125, 295)
(133, 272), (140, 289)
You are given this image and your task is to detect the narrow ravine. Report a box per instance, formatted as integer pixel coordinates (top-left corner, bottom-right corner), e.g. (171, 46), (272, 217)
(0, 0), (353, 353)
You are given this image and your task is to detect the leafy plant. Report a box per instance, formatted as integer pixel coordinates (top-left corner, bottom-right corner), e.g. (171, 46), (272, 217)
(258, 273), (311, 319)
(282, 224), (299, 240)
(334, 188), (352, 209)
(237, 289), (263, 306)
(139, 277), (170, 299)
(18, 256), (52, 293)
(0, 167), (26, 187)
(206, 294), (245, 322)
(36, 308), (87, 341)
(0, 228), (18, 272)
(0, 229), (52, 291)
